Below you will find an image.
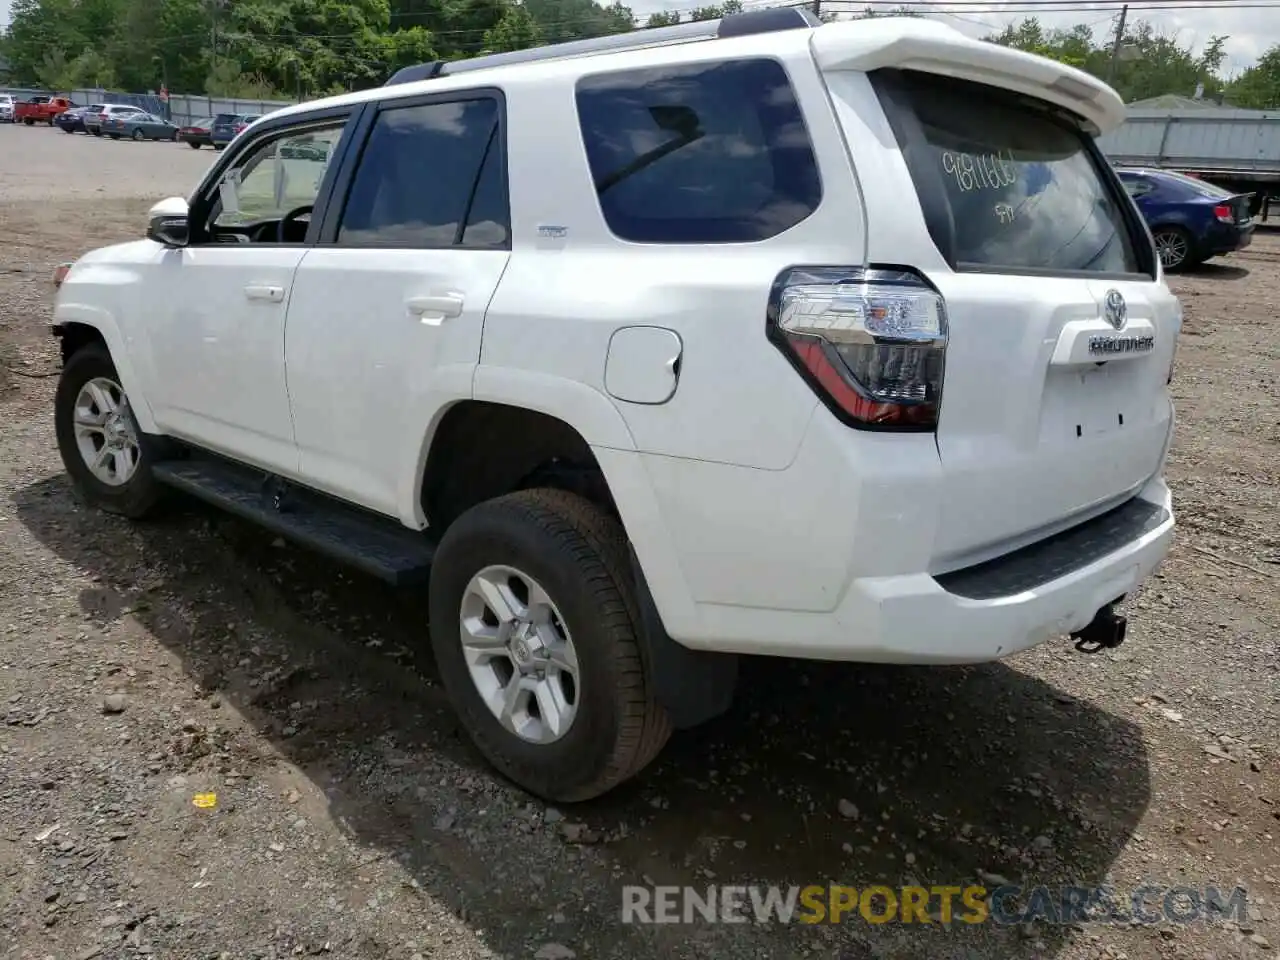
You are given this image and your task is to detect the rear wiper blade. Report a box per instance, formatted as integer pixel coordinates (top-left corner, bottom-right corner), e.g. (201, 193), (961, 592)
(596, 104), (705, 195)
(596, 132), (704, 194)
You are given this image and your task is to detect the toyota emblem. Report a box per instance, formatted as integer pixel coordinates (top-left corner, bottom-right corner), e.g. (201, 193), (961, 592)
(1104, 289), (1128, 330)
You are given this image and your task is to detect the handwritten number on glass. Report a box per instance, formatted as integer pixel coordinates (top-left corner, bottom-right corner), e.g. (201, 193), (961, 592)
(941, 149), (1018, 193)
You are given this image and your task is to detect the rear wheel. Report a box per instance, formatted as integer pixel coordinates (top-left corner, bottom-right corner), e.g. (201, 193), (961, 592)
(54, 344), (166, 519)
(1153, 226), (1193, 273)
(429, 489), (671, 802)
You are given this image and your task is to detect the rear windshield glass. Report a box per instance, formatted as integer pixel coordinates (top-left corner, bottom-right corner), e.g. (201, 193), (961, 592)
(1158, 170), (1233, 199)
(875, 70), (1143, 276)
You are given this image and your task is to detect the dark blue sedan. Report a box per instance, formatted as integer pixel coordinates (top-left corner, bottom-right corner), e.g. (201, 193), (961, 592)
(210, 113), (262, 149)
(1117, 168), (1255, 272)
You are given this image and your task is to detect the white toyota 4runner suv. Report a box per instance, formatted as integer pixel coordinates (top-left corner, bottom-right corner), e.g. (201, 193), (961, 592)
(49, 8), (1179, 801)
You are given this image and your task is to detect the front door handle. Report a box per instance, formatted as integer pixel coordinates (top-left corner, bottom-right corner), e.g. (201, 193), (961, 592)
(406, 294), (464, 324)
(244, 284), (285, 303)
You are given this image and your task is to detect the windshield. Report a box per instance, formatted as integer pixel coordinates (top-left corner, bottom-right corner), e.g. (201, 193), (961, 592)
(875, 69), (1144, 276)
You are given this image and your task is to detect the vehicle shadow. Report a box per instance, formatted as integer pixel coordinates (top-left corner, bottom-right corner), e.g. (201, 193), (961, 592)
(1187, 261), (1250, 280)
(15, 475), (1152, 959)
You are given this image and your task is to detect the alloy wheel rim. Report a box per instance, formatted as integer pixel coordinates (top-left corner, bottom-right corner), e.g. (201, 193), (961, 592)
(459, 564), (580, 744)
(1156, 231), (1188, 267)
(72, 376), (140, 486)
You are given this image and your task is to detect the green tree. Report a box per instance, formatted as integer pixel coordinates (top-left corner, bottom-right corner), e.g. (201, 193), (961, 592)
(483, 3), (542, 52)
(1228, 44), (1280, 108)
(645, 10), (680, 27)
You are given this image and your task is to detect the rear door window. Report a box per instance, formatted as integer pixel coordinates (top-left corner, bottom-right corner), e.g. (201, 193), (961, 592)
(335, 96), (508, 249)
(873, 69), (1147, 277)
(574, 58), (822, 244)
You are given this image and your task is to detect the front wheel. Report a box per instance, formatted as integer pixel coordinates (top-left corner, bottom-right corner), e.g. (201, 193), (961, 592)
(1153, 226), (1193, 273)
(54, 344), (165, 519)
(188, 141), (201, 149)
(429, 489), (671, 802)
(132, 128), (144, 141)
(23, 118), (33, 126)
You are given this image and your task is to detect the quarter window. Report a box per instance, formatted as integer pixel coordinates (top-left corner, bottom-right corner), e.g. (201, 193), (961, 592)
(574, 58), (822, 244)
(336, 97), (509, 249)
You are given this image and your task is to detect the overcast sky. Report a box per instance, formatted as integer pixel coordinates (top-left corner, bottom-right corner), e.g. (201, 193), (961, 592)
(0, 0), (1272, 77)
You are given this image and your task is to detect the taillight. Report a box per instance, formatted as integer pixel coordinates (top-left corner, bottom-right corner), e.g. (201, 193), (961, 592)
(1213, 204), (1234, 224)
(767, 266), (948, 430)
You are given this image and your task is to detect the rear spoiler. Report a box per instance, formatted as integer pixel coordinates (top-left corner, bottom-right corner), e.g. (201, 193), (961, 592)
(810, 17), (1127, 136)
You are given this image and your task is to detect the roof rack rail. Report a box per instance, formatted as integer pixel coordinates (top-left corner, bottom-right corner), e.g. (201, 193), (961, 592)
(384, 5), (820, 86)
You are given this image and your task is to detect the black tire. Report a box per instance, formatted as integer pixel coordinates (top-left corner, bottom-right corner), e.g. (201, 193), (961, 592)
(132, 128), (144, 141)
(108, 133), (120, 140)
(23, 118), (33, 125)
(91, 128), (102, 136)
(54, 343), (166, 519)
(1152, 226), (1194, 273)
(188, 141), (201, 149)
(62, 126), (75, 134)
(429, 488), (671, 802)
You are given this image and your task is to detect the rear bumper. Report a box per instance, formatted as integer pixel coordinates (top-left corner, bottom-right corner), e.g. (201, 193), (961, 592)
(1202, 222), (1254, 257)
(604, 403), (1176, 666)
(663, 477), (1174, 664)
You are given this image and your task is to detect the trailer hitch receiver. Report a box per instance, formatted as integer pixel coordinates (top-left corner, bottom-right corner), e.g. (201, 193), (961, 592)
(1071, 603), (1127, 654)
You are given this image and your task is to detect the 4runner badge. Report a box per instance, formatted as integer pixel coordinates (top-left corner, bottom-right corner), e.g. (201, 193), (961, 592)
(1104, 289), (1127, 330)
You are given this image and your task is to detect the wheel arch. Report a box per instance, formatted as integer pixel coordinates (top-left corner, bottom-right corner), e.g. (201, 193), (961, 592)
(52, 308), (159, 433)
(413, 392), (735, 730)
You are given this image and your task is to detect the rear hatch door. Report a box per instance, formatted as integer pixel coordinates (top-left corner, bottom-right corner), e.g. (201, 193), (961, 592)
(818, 45), (1180, 569)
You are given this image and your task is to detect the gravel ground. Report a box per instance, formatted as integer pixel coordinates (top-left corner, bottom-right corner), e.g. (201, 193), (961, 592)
(1, 121), (1278, 960)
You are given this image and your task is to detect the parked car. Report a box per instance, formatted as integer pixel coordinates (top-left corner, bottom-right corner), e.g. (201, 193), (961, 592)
(49, 9), (1178, 803)
(84, 104), (146, 136)
(0, 94), (15, 123)
(177, 117), (215, 148)
(210, 113), (262, 148)
(105, 111), (178, 141)
(15, 95), (75, 125)
(279, 134), (330, 161)
(54, 105), (91, 134)
(1117, 168), (1255, 271)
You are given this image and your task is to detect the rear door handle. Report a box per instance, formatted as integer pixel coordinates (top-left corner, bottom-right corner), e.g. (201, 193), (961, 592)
(406, 294), (464, 324)
(244, 284), (285, 303)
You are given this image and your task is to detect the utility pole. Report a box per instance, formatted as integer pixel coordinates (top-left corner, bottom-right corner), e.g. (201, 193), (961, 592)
(208, 0), (219, 77)
(1106, 4), (1128, 85)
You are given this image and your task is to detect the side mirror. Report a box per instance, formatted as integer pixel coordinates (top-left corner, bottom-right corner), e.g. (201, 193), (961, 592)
(146, 196), (190, 247)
